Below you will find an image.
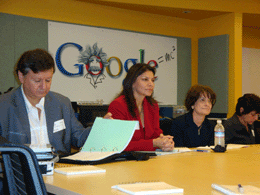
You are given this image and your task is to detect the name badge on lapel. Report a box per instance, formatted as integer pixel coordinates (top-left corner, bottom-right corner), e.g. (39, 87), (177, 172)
(53, 119), (66, 133)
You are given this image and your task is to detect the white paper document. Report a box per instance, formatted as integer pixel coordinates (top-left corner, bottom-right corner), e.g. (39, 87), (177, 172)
(112, 181), (183, 194)
(55, 165), (105, 175)
(212, 184), (260, 195)
(197, 144), (249, 150)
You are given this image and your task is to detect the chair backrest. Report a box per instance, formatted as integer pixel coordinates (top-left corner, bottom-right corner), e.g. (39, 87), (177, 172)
(254, 120), (260, 144)
(159, 117), (175, 135)
(0, 143), (47, 195)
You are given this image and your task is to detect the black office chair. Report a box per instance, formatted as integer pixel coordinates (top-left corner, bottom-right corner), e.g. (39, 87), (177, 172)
(253, 120), (260, 144)
(0, 143), (48, 195)
(159, 117), (174, 135)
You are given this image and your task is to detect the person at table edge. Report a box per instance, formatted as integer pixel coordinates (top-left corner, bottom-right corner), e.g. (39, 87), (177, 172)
(108, 63), (174, 151)
(223, 93), (260, 144)
(168, 84), (216, 147)
(0, 48), (112, 155)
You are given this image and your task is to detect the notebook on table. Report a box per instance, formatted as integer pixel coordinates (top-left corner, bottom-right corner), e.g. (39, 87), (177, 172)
(212, 184), (260, 195)
(59, 117), (141, 165)
(112, 181), (183, 194)
(54, 165), (105, 175)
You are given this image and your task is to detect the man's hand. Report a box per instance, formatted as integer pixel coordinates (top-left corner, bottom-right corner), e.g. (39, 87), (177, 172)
(103, 112), (113, 119)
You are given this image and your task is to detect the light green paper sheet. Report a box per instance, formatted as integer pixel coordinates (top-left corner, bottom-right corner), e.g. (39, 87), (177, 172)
(81, 117), (139, 152)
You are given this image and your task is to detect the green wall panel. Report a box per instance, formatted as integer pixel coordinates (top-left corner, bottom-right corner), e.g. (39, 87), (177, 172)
(198, 34), (229, 114)
(176, 37), (192, 105)
(0, 13), (15, 93)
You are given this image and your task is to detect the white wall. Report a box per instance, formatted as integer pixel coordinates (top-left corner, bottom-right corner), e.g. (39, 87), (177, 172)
(48, 21), (178, 105)
(242, 47), (260, 97)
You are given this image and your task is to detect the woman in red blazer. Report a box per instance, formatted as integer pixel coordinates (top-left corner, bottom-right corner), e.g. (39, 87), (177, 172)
(108, 63), (174, 151)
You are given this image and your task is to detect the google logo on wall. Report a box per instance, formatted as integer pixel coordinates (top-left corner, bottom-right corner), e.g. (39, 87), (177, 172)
(55, 42), (158, 78)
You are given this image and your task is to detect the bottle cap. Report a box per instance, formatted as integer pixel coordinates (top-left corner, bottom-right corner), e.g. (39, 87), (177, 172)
(217, 119), (222, 124)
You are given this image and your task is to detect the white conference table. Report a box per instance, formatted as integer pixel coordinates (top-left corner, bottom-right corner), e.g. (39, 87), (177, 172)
(43, 145), (260, 195)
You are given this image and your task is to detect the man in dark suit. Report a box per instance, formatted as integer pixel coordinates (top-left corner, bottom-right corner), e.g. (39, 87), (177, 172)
(0, 49), (112, 155)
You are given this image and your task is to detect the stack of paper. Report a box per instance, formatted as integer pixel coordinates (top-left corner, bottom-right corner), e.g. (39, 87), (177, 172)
(197, 144), (249, 151)
(30, 145), (54, 160)
(225, 144), (249, 150)
(139, 148), (192, 156)
(155, 148), (192, 156)
(112, 181), (183, 194)
(55, 165), (106, 175)
(212, 184), (260, 195)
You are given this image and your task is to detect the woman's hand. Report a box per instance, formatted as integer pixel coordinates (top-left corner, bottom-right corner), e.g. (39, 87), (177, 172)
(103, 112), (113, 119)
(153, 134), (175, 151)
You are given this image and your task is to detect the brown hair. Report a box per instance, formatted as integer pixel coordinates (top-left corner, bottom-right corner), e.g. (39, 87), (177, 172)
(116, 63), (157, 117)
(15, 48), (55, 77)
(185, 84), (216, 112)
(235, 93), (260, 116)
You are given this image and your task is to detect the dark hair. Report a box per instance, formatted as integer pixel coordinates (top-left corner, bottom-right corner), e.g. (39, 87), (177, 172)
(235, 93), (260, 116)
(185, 84), (216, 112)
(117, 63), (157, 117)
(15, 48), (55, 77)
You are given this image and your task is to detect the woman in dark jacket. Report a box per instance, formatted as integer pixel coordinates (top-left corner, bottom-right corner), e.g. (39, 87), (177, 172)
(169, 84), (216, 147)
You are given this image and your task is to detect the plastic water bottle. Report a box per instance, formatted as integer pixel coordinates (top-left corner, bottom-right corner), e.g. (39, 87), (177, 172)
(214, 120), (225, 147)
